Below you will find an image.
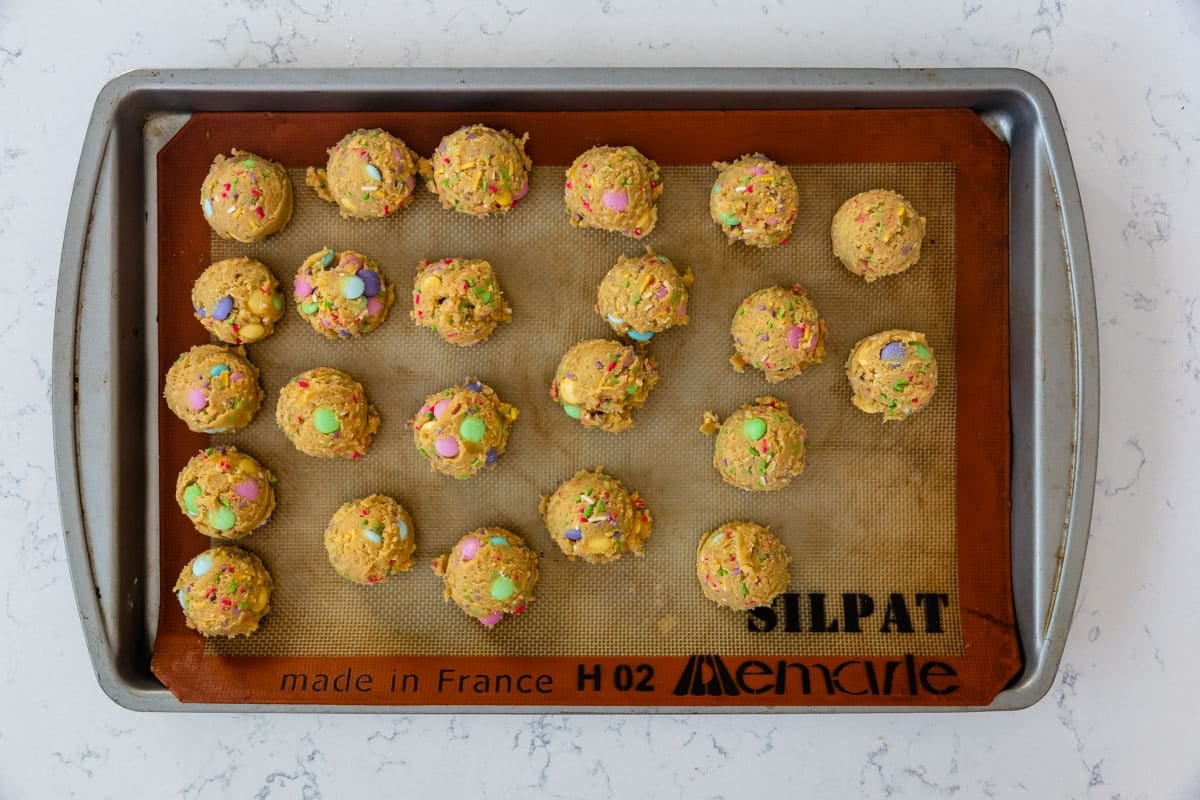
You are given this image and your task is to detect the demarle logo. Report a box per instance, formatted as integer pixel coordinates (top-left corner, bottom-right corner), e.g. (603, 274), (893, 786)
(673, 655), (740, 696)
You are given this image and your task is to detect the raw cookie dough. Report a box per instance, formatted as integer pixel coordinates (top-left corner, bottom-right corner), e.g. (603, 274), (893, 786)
(276, 367), (380, 459)
(550, 339), (659, 432)
(539, 468), (653, 563)
(831, 189), (927, 282)
(410, 379), (518, 479)
(845, 330), (938, 420)
(411, 258), (512, 346)
(305, 128), (420, 219)
(175, 446), (277, 539)
(324, 494), (416, 585)
(200, 149), (293, 243)
(595, 248), (692, 342)
(293, 247), (394, 339)
(421, 124), (531, 217)
(432, 528), (539, 627)
(709, 154), (798, 248)
(174, 545), (273, 637)
(164, 344), (263, 433)
(696, 521), (792, 610)
(701, 396), (807, 492)
(564, 145), (663, 238)
(192, 257), (285, 344)
(730, 284), (827, 383)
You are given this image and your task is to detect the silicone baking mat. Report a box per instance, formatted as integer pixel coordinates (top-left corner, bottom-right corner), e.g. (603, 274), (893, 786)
(151, 110), (1017, 707)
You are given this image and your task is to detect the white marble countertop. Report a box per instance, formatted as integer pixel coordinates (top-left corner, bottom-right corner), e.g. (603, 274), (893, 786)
(2, 0), (1196, 796)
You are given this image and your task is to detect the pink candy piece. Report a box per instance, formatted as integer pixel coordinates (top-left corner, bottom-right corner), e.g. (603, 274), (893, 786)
(601, 189), (628, 212)
(234, 479), (259, 502)
(187, 388), (208, 411)
(433, 397), (453, 418)
(295, 277), (313, 298)
(787, 325), (804, 350)
(460, 537), (481, 561)
(342, 253), (362, 268)
(435, 436), (460, 458)
(479, 610), (505, 627)
(366, 296), (384, 316)
(512, 180), (529, 201)
(766, 216), (779, 226)
(750, 166), (768, 176)
(678, 303), (688, 317)
(230, 372), (244, 383)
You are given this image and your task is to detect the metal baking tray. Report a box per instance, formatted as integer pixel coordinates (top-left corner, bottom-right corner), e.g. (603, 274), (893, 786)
(53, 68), (1097, 712)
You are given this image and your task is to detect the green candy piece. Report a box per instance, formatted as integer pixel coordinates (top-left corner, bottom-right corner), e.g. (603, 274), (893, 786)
(719, 212), (740, 226)
(911, 342), (932, 360)
(300, 301), (319, 314)
(208, 506), (236, 532)
(490, 575), (516, 601)
(271, 292), (284, 311)
(742, 417), (767, 442)
(459, 416), (487, 443)
(182, 483), (203, 516)
(563, 403), (582, 420)
(314, 407), (340, 434)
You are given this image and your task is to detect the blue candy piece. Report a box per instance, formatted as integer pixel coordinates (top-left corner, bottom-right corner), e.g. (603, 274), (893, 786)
(397, 519), (409, 541)
(485, 448), (498, 466)
(606, 313), (624, 325)
(490, 536), (510, 548)
(177, 589), (188, 609)
(363, 528), (383, 544)
(628, 330), (653, 342)
(212, 296), (234, 322)
(357, 269), (382, 298)
(322, 249), (336, 267)
(365, 163), (383, 182)
(880, 341), (907, 362)
(210, 364), (230, 377)
(195, 305), (206, 318)
(564, 528), (583, 541)
(341, 275), (366, 300)
(202, 198), (214, 217)
(191, 553), (214, 577)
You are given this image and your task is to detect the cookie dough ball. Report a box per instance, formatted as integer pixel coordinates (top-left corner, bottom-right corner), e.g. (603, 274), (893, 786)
(411, 258), (512, 346)
(305, 128), (420, 219)
(432, 528), (539, 627)
(276, 368), (380, 459)
(550, 339), (659, 432)
(845, 330), (938, 420)
(411, 379), (518, 479)
(596, 248), (692, 342)
(730, 285), (827, 383)
(176, 446), (277, 539)
(539, 468), (653, 563)
(564, 145), (663, 238)
(701, 397), (807, 492)
(324, 495), (416, 585)
(174, 546), (273, 637)
(710, 154), (798, 248)
(200, 149), (293, 243)
(422, 124), (531, 217)
(831, 189), (927, 282)
(696, 522), (791, 610)
(164, 345), (263, 433)
(294, 248), (394, 339)
(192, 257), (285, 344)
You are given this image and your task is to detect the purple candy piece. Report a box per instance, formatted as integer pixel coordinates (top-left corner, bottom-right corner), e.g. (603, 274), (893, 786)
(564, 528), (583, 541)
(357, 268), (382, 298)
(212, 296), (234, 321)
(880, 341), (907, 362)
(195, 306), (206, 319)
(485, 447), (498, 466)
(465, 380), (483, 392)
(602, 189), (628, 212)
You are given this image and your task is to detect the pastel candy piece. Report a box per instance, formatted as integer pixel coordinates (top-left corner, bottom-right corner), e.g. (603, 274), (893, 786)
(460, 537), (481, 561)
(237, 457), (259, 474)
(295, 277), (314, 298)
(719, 212), (740, 226)
(202, 198), (214, 217)
(212, 296), (234, 321)
(313, 407), (340, 434)
(365, 163), (383, 182)
(272, 293), (284, 310)
(183, 483), (203, 516)
(209, 364), (229, 377)
(341, 275), (366, 300)
(787, 325), (804, 350)
(490, 575), (516, 601)
(246, 292), (270, 315)
(208, 506), (236, 532)
(234, 479), (260, 501)
(397, 519), (409, 541)
(195, 306), (206, 318)
(465, 380), (482, 392)
(513, 180), (529, 201)
(479, 610), (504, 627)
(880, 341), (907, 362)
(230, 372), (244, 382)
(742, 417), (767, 441)
(300, 301), (319, 314)
(911, 342), (932, 360)
(750, 166), (768, 176)
(187, 388), (208, 411)
(459, 416), (486, 443)
(628, 330), (653, 342)
(177, 588), (188, 609)
(366, 296), (384, 316)
(433, 397), (453, 418)
(490, 536), (509, 548)
(485, 448), (498, 466)
(435, 436), (460, 458)
(563, 403), (581, 420)
(606, 313), (624, 325)
(357, 268), (382, 298)
(239, 323), (265, 341)
(602, 189), (628, 211)
(191, 553), (215, 577)
(564, 528), (582, 541)
(363, 528), (383, 544)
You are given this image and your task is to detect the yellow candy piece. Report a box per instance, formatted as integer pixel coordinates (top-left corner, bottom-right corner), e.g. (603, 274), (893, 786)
(419, 273), (442, 293)
(247, 292), (272, 315)
(558, 378), (581, 405)
(585, 537), (610, 554)
(239, 323), (265, 341)
(496, 190), (513, 206)
(237, 457), (258, 475)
